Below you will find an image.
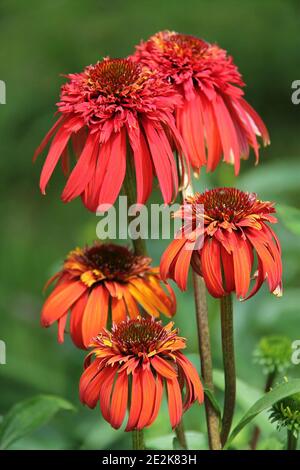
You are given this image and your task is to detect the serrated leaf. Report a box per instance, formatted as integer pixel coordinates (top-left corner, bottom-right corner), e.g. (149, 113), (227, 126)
(225, 379), (300, 448)
(0, 395), (75, 449)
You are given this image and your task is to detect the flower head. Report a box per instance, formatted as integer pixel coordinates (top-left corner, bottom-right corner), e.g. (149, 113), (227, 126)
(160, 187), (282, 299)
(34, 58), (187, 211)
(79, 317), (203, 430)
(41, 242), (176, 348)
(270, 389), (300, 439)
(134, 31), (270, 173)
(254, 336), (292, 375)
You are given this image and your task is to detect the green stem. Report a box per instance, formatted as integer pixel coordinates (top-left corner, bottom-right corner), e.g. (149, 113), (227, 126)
(132, 430), (145, 450)
(175, 420), (188, 449)
(193, 272), (222, 450)
(220, 294), (236, 447)
(287, 430), (298, 450)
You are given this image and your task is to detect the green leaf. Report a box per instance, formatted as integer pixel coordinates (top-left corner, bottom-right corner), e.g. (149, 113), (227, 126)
(204, 387), (222, 418)
(276, 204), (300, 235)
(0, 395), (75, 450)
(225, 379), (300, 448)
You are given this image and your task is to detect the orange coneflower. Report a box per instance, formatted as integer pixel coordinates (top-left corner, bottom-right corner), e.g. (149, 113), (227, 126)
(79, 317), (204, 430)
(34, 57), (187, 211)
(160, 187), (282, 299)
(41, 242), (176, 349)
(134, 31), (270, 174)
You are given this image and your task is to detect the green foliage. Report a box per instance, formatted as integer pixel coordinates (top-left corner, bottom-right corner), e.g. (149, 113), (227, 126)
(270, 390), (300, 439)
(225, 379), (300, 448)
(253, 335), (293, 375)
(0, 395), (75, 450)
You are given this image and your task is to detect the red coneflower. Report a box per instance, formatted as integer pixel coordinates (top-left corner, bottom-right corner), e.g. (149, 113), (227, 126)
(134, 31), (270, 174)
(41, 242), (176, 348)
(79, 317), (204, 430)
(34, 58), (187, 211)
(160, 187), (282, 299)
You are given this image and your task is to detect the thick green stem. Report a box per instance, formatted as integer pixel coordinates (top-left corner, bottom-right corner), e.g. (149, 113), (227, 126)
(132, 430), (145, 450)
(193, 272), (222, 450)
(220, 294), (236, 447)
(287, 430), (298, 450)
(175, 420), (188, 449)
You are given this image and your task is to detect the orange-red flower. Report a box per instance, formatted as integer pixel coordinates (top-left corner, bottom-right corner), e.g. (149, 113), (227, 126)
(134, 31), (270, 174)
(41, 242), (176, 348)
(79, 317), (204, 430)
(160, 188), (282, 299)
(34, 58), (187, 211)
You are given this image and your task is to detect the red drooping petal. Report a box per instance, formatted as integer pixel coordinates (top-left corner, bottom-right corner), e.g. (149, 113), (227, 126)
(151, 356), (177, 379)
(227, 231), (253, 299)
(57, 312), (68, 343)
(81, 285), (109, 348)
(61, 132), (99, 202)
(79, 360), (102, 403)
(111, 296), (127, 324)
(166, 378), (183, 429)
(142, 118), (175, 204)
(200, 237), (227, 297)
(70, 290), (89, 349)
(125, 369), (143, 431)
(39, 125), (73, 194)
(41, 281), (87, 326)
(137, 366), (156, 429)
(99, 366), (118, 422)
(220, 244), (235, 293)
(97, 128), (127, 206)
(147, 374), (164, 427)
(109, 371), (129, 429)
(160, 238), (186, 281)
(33, 116), (65, 162)
(212, 94), (240, 175)
(127, 123), (153, 204)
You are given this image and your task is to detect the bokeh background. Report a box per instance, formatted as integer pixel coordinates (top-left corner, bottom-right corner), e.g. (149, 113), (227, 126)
(0, 0), (299, 450)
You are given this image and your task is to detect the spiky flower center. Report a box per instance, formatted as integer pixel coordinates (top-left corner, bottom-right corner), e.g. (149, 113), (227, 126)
(194, 187), (257, 223)
(69, 243), (151, 282)
(111, 318), (173, 355)
(86, 58), (149, 97)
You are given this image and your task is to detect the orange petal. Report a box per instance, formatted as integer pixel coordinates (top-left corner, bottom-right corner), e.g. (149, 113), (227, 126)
(82, 285), (109, 347)
(109, 371), (128, 429)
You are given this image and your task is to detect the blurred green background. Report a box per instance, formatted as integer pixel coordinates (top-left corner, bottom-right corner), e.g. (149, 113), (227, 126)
(0, 0), (300, 450)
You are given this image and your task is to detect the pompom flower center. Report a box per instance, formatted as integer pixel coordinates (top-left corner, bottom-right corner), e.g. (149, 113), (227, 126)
(86, 58), (149, 97)
(193, 187), (258, 223)
(166, 33), (208, 57)
(79, 244), (150, 280)
(110, 318), (176, 356)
